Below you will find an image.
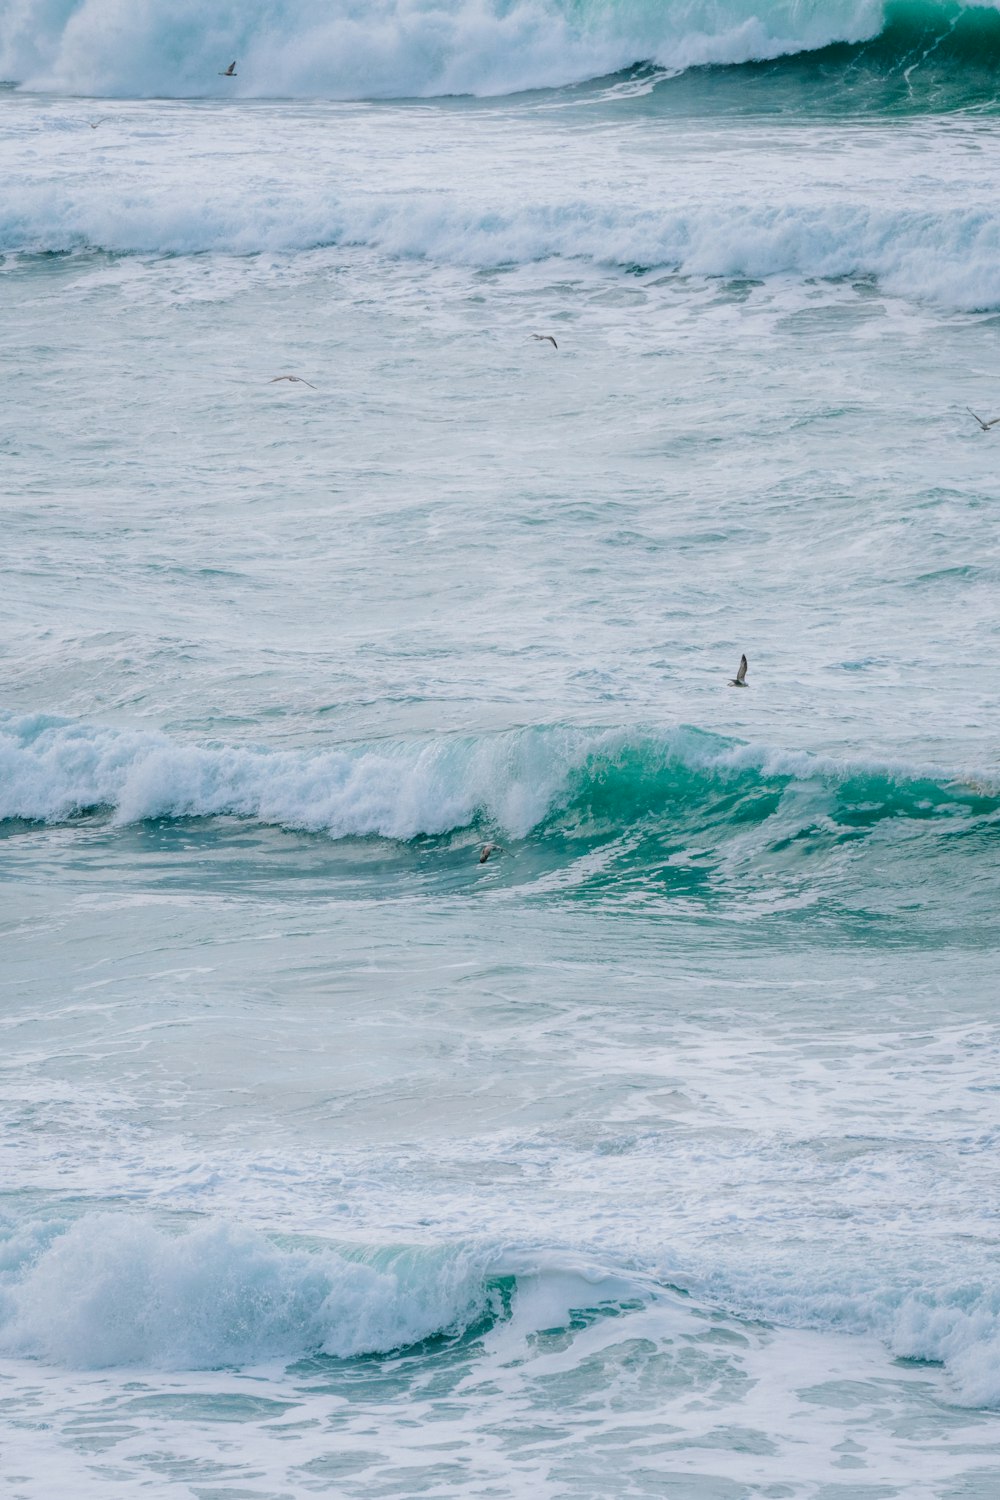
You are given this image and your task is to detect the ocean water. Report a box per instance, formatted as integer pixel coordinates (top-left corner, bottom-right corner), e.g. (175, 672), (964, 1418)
(2, 2), (1000, 1496)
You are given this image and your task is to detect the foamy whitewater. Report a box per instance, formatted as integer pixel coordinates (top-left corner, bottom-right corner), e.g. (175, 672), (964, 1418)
(2, 1), (1000, 1495)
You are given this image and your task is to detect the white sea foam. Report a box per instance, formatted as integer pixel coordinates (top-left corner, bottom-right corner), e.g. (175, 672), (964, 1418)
(893, 1291), (1000, 1408)
(691, 1266), (1000, 1410)
(0, 0), (888, 99)
(5, 179), (1000, 311)
(0, 712), (578, 838)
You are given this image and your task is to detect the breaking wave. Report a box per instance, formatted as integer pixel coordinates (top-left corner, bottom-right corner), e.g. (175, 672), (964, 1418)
(0, 0), (888, 99)
(2, 1211), (999, 1407)
(2, 713), (997, 919)
(2, 1), (999, 103)
(1, 709), (996, 838)
(0, 1216), (498, 1367)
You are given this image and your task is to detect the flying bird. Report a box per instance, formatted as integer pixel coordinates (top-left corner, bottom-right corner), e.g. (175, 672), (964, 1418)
(967, 407), (1000, 431)
(88, 119), (108, 129)
(269, 375), (316, 388)
(479, 843), (501, 863)
(728, 654), (748, 688)
(219, 61), (237, 77)
(531, 335), (558, 349)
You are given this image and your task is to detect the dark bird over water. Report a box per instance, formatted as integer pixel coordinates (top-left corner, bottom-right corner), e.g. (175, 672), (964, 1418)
(479, 843), (501, 863)
(728, 654), (748, 688)
(531, 335), (558, 349)
(967, 406), (1000, 431)
(269, 375), (316, 388)
(219, 61), (237, 77)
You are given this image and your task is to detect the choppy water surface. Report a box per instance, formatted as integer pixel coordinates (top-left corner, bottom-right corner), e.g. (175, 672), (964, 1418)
(2, 2), (1000, 1496)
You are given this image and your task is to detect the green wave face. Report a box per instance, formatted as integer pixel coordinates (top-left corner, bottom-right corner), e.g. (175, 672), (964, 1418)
(504, 735), (1000, 939)
(640, 2), (1000, 115)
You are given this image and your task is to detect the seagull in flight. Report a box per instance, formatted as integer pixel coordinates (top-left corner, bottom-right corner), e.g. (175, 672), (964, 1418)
(269, 375), (316, 389)
(479, 843), (502, 863)
(967, 407), (1000, 431)
(531, 335), (558, 349)
(219, 61), (237, 77)
(88, 119), (108, 129)
(728, 654), (748, 688)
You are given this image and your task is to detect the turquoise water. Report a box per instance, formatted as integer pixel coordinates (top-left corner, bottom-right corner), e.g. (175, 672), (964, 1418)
(2, 2), (1000, 1496)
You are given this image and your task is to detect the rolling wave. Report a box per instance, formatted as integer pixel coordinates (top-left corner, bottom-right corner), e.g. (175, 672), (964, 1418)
(2, 714), (996, 916)
(2, 1), (998, 103)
